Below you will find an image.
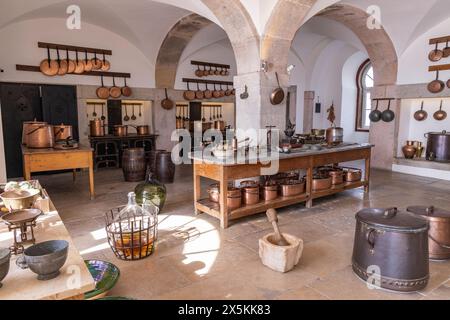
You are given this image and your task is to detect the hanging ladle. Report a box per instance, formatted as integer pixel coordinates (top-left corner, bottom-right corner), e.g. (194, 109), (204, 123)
(131, 104), (137, 121)
(92, 103), (97, 117)
(101, 103), (106, 121)
(124, 104), (130, 122)
(202, 106), (206, 122)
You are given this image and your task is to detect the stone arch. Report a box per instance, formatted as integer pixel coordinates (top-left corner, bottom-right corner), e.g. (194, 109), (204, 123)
(263, 2), (398, 86)
(155, 14), (212, 88)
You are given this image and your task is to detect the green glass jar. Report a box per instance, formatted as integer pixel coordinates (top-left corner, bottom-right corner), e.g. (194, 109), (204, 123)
(135, 173), (167, 212)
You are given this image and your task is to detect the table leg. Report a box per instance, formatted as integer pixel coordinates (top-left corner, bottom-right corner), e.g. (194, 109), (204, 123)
(23, 155), (31, 181)
(73, 170), (77, 183)
(219, 169), (229, 229)
(193, 164), (201, 215)
(88, 153), (95, 200)
(306, 167), (313, 208)
(364, 156), (371, 193)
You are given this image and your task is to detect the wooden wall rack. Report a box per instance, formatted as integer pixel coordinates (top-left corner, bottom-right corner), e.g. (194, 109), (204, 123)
(429, 64), (450, 72)
(182, 78), (233, 86)
(429, 36), (450, 45)
(38, 42), (112, 55)
(16, 65), (131, 78)
(372, 98), (396, 101)
(191, 60), (230, 69)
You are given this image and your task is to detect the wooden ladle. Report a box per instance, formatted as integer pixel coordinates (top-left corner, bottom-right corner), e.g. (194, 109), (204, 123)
(266, 209), (290, 246)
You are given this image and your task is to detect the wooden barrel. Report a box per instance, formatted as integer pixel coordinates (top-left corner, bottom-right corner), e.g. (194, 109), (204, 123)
(155, 151), (175, 184)
(122, 148), (146, 182)
(149, 149), (166, 174)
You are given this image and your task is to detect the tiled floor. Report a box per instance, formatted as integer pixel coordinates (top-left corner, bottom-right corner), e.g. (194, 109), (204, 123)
(37, 165), (450, 300)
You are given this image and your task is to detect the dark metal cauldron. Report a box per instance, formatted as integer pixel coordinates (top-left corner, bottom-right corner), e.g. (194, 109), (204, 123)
(352, 208), (429, 292)
(155, 151), (176, 184)
(425, 131), (450, 163)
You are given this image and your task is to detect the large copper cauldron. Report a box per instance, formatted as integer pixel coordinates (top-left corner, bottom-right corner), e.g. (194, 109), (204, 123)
(407, 206), (450, 260)
(25, 124), (55, 149)
(22, 120), (47, 145)
(352, 207), (429, 292)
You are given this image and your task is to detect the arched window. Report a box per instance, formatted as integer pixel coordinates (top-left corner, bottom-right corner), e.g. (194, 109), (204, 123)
(356, 59), (373, 131)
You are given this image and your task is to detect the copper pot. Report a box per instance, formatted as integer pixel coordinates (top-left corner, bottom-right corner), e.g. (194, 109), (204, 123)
(329, 170), (344, 186)
(26, 124), (54, 149)
(89, 119), (105, 137)
(130, 125), (150, 136)
(53, 124), (73, 142)
(114, 125), (128, 137)
(208, 184), (220, 203)
(326, 126), (344, 146)
(22, 120), (47, 145)
(352, 207), (429, 293)
(262, 182), (279, 201)
(343, 168), (362, 182)
(227, 188), (242, 210)
(214, 120), (226, 131)
(280, 180), (305, 197)
(407, 206), (450, 260)
(312, 175), (332, 191)
(240, 181), (260, 205)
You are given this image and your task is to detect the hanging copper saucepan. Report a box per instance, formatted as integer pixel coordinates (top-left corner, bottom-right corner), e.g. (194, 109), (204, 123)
(225, 84), (233, 96)
(195, 82), (205, 100)
(83, 50), (93, 72)
(64, 49), (76, 74)
(434, 100), (447, 121)
(429, 43), (444, 62)
(213, 83), (221, 99)
(91, 52), (103, 70)
(74, 51), (85, 74)
(270, 72), (285, 105)
(414, 101), (428, 121)
(96, 76), (110, 100)
(122, 78), (132, 97)
(184, 82), (195, 101)
(162, 88), (174, 110)
(100, 52), (111, 71)
(204, 83), (213, 99)
(381, 99), (395, 123)
(428, 71), (445, 94)
(195, 65), (203, 78)
(218, 84), (225, 97)
(55, 47), (68, 76)
(40, 46), (59, 76)
(369, 99), (382, 122)
(443, 41), (450, 58)
(110, 77), (122, 99)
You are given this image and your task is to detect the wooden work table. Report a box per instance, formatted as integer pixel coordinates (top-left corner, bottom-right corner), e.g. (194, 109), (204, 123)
(0, 193), (95, 300)
(190, 143), (373, 229)
(22, 145), (95, 200)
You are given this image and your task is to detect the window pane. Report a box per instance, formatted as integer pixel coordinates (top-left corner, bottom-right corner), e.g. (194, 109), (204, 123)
(365, 67), (374, 88)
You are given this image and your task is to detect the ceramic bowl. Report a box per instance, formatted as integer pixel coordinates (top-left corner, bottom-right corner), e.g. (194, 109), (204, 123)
(84, 260), (121, 300)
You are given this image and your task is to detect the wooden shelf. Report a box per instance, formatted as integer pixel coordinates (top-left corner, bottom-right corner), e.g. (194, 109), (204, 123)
(429, 36), (450, 45)
(182, 78), (233, 86)
(197, 193), (310, 221)
(428, 64), (450, 72)
(312, 181), (367, 199)
(191, 60), (230, 69)
(16, 65), (131, 78)
(38, 42), (112, 55)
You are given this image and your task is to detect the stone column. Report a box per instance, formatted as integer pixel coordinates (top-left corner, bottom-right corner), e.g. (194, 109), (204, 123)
(233, 71), (288, 145)
(303, 91), (315, 134)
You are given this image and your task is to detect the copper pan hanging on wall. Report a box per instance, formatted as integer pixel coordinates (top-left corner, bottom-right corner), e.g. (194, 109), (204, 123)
(100, 52), (111, 71)
(96, 76), (110, 100)
(270, 72), (285, 105)
(74, 51), (85, 74)
(109, 77), (122, 99)
(121, 78), (132, 97)
(428, 71), (445, 94)
(161, 88), (174, 110)
(40, 46), (59, 76)
(429, 43), (444, 62)
(56, 47), (68, 76)
(184, 82), (195, 101)
(64, 48), (76, 74)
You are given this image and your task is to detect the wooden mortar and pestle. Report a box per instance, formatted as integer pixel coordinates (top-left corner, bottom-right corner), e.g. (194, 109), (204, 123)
(266, 209), (290, 246)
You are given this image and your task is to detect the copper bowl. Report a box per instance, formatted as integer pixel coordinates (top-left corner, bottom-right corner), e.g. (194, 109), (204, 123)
(262, 182), (279, 201)
(280, 180), (306, 197)
(344, 168), (362, 182)
(312, 175), (332, 192)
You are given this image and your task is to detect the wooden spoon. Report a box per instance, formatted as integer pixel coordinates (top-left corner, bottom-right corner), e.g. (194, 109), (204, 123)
(266, 209), (290, 246)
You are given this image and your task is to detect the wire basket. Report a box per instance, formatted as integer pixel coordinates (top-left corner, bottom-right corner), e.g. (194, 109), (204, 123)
(105, 206), (158, 261)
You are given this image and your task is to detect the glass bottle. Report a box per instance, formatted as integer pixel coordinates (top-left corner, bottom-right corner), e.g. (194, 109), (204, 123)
(135, 173), (167, 212)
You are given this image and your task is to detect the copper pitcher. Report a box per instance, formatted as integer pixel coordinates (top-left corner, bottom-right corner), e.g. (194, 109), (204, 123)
(26, 124), (54, 149)
(53, 124), (73, 141)
(89, 119), (105, 137)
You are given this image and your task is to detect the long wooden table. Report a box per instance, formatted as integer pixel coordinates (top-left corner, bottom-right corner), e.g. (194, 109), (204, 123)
(0, 190), (95, 300)
(22, 145), (95, 200)
(191, 144), (373, 229)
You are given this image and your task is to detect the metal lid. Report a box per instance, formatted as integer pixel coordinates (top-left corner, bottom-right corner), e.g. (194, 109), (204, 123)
(356, 207), (428, 231)
(407, 206), (450, 220)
